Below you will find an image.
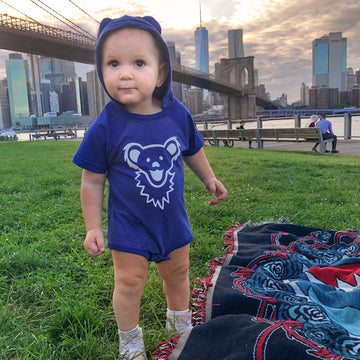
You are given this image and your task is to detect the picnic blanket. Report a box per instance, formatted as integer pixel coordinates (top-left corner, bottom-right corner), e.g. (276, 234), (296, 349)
(153, 222), (360, 360)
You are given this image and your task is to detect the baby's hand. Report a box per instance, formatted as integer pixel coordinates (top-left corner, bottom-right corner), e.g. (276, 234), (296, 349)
(204, 178), (227, 206)
(84, 228), (106, 257)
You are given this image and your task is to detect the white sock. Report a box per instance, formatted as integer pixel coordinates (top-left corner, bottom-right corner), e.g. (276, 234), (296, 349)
(167, 308), (190, 316)
(118, 325), (145, 356)
(166, 308), (192, 334)
(118, 324), (139, 336)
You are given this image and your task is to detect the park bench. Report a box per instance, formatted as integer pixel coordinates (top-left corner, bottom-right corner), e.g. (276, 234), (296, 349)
(256, 127), (333, 153)
(54, 130), (77, 139)
(30, 130), (77, 141)
(0, 135), (17, 141)
(199, 127), (333, 153)
(199, 129), (245, 147)
(211, 129), (241, 147)
(198, 130), (215, 146)
(31, 132), (59, 140)
(238, 128), (258, 144)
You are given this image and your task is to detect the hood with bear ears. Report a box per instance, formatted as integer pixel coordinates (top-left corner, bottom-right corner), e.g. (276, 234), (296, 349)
(95, 15), (173, 108)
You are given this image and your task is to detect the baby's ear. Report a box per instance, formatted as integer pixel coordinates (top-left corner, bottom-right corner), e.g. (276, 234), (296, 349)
(98, 18), (112, 37)
(157, 63), (169, 88)
(142, 16), (162, 34)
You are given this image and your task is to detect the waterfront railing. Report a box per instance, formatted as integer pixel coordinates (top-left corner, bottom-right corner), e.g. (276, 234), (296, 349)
(18, 115), (94, 130)
(196, 113), (360, 140)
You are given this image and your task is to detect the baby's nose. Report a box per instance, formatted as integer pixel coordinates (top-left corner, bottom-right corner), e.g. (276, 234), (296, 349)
(119, 67), (133, 80)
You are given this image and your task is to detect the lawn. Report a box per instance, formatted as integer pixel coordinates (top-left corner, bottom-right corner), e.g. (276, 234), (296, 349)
(1, 141), (359, 359)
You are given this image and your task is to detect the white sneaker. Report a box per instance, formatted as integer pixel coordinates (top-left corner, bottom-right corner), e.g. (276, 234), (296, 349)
(118, 326), (148, 360)
(166, 309), (193, 334)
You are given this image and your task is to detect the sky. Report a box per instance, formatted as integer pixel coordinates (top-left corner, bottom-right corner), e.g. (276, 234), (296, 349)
(1, 0), (360, 103)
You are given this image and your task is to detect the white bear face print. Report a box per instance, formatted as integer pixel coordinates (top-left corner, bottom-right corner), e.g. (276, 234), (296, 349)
(124, 137), (181, 209)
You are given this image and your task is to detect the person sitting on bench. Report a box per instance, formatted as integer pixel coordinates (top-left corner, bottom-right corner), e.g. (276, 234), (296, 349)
(316, 113), (339, 154)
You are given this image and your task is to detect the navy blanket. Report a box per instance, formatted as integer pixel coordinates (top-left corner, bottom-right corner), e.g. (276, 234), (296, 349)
(153, 222), (360, 360)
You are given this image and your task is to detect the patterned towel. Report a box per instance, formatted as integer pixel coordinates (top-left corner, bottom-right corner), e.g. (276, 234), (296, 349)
(153, 222), (360, 360)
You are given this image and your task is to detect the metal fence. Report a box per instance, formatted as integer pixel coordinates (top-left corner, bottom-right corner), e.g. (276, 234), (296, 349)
(197, 113), (360, 140)
(19, 115), (94, 130)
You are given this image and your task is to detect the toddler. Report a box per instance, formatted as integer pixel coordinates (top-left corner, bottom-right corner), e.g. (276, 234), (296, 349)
(73, 15), (227, 359)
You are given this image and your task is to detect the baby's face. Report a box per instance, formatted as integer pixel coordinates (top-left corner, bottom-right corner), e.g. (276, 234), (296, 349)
(101, 28), (167, 114)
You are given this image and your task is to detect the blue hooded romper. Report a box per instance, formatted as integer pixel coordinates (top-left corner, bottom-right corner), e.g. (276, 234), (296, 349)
(73, 15), (204, 262)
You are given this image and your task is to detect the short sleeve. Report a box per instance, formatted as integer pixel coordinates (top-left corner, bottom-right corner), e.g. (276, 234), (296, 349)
(72, 120), (108, 174)
(181, 110), (203, 157)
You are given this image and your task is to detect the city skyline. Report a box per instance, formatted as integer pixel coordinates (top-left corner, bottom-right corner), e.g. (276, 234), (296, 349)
(0, 0), (359, 103)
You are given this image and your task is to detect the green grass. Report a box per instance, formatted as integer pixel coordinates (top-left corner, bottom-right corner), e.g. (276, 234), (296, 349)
(1, 141), (360, 359)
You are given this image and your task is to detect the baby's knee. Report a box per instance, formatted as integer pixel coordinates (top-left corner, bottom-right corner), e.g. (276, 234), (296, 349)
(114, 270), (147, 293)
(162, 262), (189, 282)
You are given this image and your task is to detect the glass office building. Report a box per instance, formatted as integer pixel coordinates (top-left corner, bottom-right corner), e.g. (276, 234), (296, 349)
(6, 54), (30, 128)
(195, 26), (209, 74)
(312, 32), (347, 91)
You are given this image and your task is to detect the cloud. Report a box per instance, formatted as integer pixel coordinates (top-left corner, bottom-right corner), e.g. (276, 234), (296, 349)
(93, 2), (148, 20)
(216, 0), (360, 102)
(2, 0), (359, 104)
(203, 0), (239, 20)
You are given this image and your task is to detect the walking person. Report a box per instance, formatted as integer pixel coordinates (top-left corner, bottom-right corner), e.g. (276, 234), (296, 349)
(73, 15), (227, 359)
(316, 113), (339, 153)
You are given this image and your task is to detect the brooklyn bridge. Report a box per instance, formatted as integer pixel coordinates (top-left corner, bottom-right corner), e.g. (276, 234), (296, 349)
(0, 11), (278, 119)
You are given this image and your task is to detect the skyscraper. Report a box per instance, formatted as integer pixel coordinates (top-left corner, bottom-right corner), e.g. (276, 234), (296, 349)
(166, 41), (183, 102)
(356, 69), (360, 85)
(312, 32), (347, 91)
(0, 79), (11, 129)
(5, 53), (30, 127)
(228, 29), (244, 58)
(300, 82), (309, 105)
(39, 57), (76, 95)
(28, 54), (42, 117)
(194, 3), (209, 73)
(346, 67), (356, 89)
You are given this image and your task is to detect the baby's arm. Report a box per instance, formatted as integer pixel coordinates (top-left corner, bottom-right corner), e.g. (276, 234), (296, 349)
(183, 148), (227, 206)
(80, 169), (107, 256)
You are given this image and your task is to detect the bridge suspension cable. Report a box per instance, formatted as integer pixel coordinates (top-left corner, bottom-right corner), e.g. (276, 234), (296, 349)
(67, 0), (100, 24)
(0, 0), (41, 24)
(29, 0), (96, 40)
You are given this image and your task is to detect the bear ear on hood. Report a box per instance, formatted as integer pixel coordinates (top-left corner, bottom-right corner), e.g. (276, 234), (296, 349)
(142, 16), (162, 35)
(98, 18), (112, 37)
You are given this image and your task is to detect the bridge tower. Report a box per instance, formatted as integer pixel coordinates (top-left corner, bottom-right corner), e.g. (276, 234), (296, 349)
(217, 56), (256, 120)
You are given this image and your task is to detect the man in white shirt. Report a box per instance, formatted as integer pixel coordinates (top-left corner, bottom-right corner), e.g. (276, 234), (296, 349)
(316, 114), (339, 153)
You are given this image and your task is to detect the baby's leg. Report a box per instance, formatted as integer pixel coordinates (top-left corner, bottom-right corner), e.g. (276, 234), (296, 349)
(112, 250), (149, 331)
(156, 244), (190, 311)
(157, 244), (192, 334)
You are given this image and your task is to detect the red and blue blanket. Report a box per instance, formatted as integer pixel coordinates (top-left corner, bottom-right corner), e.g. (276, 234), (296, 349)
(153, 222), (360, 360)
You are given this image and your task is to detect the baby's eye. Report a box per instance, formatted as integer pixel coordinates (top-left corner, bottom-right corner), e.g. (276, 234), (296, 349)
(135, 60), (145, 67)
(109, 60), (118, 68)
